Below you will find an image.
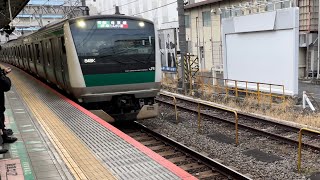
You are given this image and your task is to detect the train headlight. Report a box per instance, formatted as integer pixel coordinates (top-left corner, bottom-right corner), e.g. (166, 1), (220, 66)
(139, 22), (145, 27)
(77, 20), (86, 28)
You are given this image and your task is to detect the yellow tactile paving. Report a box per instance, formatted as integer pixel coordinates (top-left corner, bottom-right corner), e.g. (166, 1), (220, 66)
(11, 73), (117, 180)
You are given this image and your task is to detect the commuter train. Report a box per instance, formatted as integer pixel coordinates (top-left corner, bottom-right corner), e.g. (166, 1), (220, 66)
(0, 15), (161, 122)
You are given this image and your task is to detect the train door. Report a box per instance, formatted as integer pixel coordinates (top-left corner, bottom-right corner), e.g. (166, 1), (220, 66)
(39, 41), (46, 79)
(8, 48), (11, 63)
(21, 45), (25, 69)
(7, 49), (10, 63)
(15, 46), (19, 67)
(24, 45), (29, 70)
(11, 47), (15, 64)
(15, 47), (19, 66)
(45, 39), (56, 84)
(48, 38), (58, 84)
(51, 38), (59, 86)
(23, 45), (28, 70)
(41, 40), (49, 81)
(54, 36), (67, 90)
(34, 43), (41, 76)
(26, 44), (32, 71)
(29, 44), (36, 73)
(61, 37), (71, 92)
(14, 47), (18, 65)
(19, 46), (23, 68)
(11, 48), (15, 64)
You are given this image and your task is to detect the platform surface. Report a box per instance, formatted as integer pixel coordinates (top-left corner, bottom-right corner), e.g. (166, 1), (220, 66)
(0, 64), (195, 180)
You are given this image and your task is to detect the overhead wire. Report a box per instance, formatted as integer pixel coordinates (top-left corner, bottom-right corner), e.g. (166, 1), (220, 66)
(97, 0), (139, 14)
(132, 1), (177, 16)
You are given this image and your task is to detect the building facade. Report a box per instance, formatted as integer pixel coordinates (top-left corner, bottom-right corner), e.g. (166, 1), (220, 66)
(184, 0), (302, 78)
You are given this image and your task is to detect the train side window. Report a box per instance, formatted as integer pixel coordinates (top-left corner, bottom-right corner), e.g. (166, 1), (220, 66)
(47, 41), (51, 66)
(24, 45), (27, 59)
(40, 41), (45, 64)
(48, 39), (54, 66)
(16, 47), (19, 60)
(28, 44), (32, 62)
(16, 47), (19, 59)
(24, 45), (27, 60)
(20, 46), (22, 59)
(20, 46), (23, 59)
(18, 46), (20, 58)
(61, 37), (66, 54)
(23, 45), (26, 58)
(35, 43), (40, 63)
(17, 46), (20, 60)
(22, 46), (24, 58)
(17, 46), (21, 60)
(41, 41), (46, 65)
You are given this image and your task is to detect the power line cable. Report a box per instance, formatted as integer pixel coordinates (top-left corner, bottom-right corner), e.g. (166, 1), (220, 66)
(132, 1), (177, 16)
(98, 0), (139, 14)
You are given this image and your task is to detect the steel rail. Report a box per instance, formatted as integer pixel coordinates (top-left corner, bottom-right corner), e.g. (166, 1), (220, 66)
(132, 122), (252, 180)
(156, 96), (320, 152)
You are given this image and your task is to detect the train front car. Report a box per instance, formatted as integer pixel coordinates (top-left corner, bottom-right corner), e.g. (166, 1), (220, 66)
(65, 15), (160, 122)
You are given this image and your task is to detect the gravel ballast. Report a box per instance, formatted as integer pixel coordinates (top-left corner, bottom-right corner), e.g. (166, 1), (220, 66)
(138, 104), (320, 180)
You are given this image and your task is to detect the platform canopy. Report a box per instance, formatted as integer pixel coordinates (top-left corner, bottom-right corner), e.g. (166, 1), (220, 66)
(0, 0), (30, 29)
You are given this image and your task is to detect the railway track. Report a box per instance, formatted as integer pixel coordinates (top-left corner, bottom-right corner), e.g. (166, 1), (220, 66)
(118, 122), (251, 180)
(156, 93), (320, 152)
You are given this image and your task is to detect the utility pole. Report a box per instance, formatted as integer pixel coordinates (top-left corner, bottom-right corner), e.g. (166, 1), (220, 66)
(177, 0), (187, 92)
(312, 1), (320, 79)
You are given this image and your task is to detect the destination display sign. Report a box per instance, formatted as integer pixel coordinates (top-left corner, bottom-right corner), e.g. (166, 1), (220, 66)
(97, 20), (128, 29)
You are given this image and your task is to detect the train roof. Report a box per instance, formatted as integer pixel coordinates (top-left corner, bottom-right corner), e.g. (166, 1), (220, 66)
(68, 14), (154, 24)
(3, 14), (154, 45)
(37, 14), (154, 32)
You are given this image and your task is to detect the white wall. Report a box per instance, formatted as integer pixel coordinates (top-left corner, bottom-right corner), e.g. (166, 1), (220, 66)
(222, 8), (299, 96)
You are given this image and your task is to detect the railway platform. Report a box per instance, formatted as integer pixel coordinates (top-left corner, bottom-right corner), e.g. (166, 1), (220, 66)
(0, 64), (196, 180)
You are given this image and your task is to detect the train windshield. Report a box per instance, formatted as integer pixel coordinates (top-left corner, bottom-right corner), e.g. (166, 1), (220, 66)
(70, 19), (155, 66)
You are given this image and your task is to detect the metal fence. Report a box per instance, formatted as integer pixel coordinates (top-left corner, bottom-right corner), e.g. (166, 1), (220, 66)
(161, 73), (286, 105)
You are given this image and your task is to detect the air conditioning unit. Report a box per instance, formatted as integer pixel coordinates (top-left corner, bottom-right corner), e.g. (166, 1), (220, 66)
(299, 33), (307, 47)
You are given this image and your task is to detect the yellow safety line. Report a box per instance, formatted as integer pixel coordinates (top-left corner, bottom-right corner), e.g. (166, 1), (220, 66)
(11, 73), (116, 180)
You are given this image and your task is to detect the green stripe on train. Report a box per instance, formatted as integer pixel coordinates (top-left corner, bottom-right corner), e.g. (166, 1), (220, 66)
(84, 71), (155, 86)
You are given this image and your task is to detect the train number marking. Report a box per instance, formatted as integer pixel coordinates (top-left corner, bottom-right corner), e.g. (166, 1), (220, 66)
(84, 58), (96, 63)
